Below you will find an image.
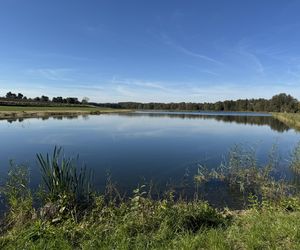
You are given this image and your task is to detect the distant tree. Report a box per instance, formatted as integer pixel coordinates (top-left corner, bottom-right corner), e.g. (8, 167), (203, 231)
(66, 97), (79, 104)
(52, 97), (64, 103)
(6, 92), (17, 99)
(214, 102), (224, 111)
(270, 93), (298, 113)
(3, 91), (296, 113)
(82, 97), (90, 104)
(103, 93), (299, 113)
(41, 96), (49, 102)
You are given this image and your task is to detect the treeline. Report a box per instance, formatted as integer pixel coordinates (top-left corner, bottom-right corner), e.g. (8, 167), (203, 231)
(2, 92), (299, 112)
(2, 92), (90, 105)
(96, 93), (299, 113)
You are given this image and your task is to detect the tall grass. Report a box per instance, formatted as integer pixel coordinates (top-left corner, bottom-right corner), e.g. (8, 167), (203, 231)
(272, 112), (300, 130)
(37, 147), (93, 209)
(290, 142), (300, 174)
(0, 163), (33, 228)
(194, 144), (290, 205)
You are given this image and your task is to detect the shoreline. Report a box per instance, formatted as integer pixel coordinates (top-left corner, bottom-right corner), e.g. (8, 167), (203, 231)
(0, 106), (131, 120)
(1, 107), (298, 131)
(272, 112), (300, 131)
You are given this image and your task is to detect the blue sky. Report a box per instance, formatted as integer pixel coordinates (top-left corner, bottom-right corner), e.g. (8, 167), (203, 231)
(1, 0), (300, 102)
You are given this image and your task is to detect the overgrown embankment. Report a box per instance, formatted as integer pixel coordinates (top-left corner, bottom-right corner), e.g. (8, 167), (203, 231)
(1, 145), (300, 249)
(272, 113), (300, 131)
(1, 195), (300, 249)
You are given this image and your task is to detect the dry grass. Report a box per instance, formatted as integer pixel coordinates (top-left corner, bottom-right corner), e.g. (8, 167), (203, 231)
(272, 113), (300, 131)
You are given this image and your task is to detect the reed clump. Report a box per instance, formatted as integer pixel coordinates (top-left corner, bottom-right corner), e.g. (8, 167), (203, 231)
(37, 147), (93, 210)
(194, 144), (293, 205)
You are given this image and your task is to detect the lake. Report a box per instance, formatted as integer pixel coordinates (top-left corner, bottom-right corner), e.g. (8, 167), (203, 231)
(0, 111), (299, 207)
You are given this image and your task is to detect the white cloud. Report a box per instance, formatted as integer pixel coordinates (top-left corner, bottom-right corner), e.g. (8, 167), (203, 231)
(236, 40), (265, 74)
(26, 68), (75, 81)
(111, 77), (169, 91)
(161, 33), (223, 65)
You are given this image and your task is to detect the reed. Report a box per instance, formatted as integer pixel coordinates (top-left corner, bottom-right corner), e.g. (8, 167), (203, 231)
(37, 147), (93, 209)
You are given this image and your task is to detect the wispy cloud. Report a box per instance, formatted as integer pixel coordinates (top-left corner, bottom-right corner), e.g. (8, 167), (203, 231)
(161, 33), (223, 65)
(111, 76), (169, 91)
(243, 50), (264, 74)
(287, 65), (300, 81)
(26, 68), (75, 81)
(26, 51), (91, 62)
(184, 65), (219, 76)
(237, 40), (265, 74)
(2, 77), (300, 103)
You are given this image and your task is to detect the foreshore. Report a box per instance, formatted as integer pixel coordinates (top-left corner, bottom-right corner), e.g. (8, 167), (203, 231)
(0, 106), (131, 119)
(272, 112), (300, 131)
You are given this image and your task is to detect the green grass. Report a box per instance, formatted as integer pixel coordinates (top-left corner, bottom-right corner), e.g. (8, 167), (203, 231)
(0, 105), (130, 119)
(0, 105), (124, 112)
(1, 195), (300, 249)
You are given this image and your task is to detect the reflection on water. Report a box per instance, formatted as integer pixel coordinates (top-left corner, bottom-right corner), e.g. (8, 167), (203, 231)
(3, 114), (90, 124)
(0, 111), (299, 208)
(3, 111), (290, 133)
(121, 111), (290, 133)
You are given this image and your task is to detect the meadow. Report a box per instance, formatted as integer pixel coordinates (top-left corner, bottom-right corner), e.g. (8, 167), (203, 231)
(0, 105), (130, 119)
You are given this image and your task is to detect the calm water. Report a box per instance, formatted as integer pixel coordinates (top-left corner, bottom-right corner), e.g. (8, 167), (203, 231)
(0, 111), (299, 207)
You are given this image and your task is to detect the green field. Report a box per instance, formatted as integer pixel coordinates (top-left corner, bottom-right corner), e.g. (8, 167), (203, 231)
(0, 105), (130, 119)
(0, 105), (122, 112)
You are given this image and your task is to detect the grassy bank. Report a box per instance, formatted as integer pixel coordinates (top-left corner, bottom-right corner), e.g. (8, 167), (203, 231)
(1, 195), (300, 249)
(0, 106), (131, 119)
(272, 112), (300, 131)
(1, 146), (300, 249)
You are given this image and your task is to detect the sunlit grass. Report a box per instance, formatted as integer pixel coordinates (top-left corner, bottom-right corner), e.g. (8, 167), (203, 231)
(0, 105), (124, 112)
(272, 112), (300, 130)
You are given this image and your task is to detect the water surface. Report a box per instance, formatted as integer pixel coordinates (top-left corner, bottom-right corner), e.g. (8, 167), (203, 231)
(0, 111), (299, 207)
